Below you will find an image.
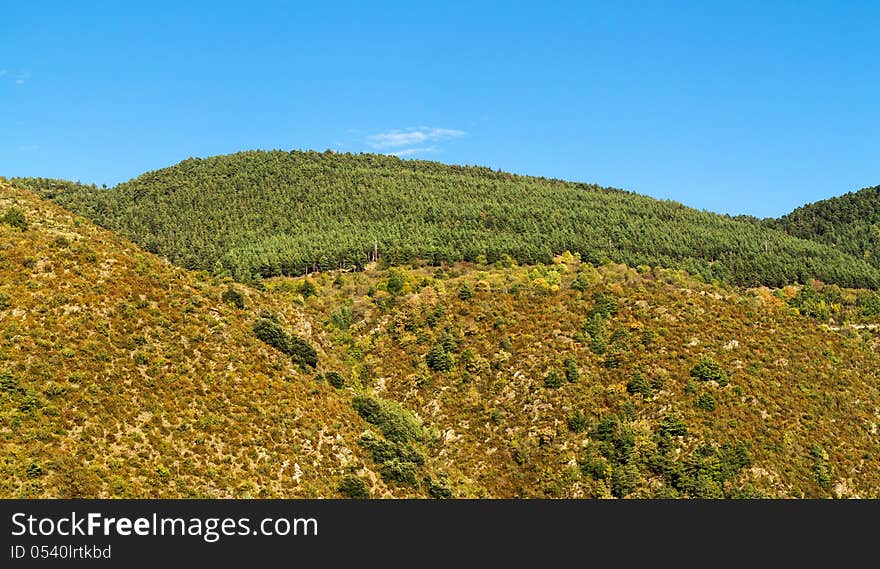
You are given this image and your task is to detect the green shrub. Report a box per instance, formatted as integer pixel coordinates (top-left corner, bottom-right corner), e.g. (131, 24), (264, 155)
(352, 395), (424, 443)
(690, 357), (729, 386)
(568, 410), (588, 433)
(0, 370), (18, 393)
(659, 416), (688, 438)
(253, 317), (318, 368)
(563, 357), (579, 383)
(221, 286), (245, 309)
(386, 269), (407, 295)
(287, 335), (318, 368)
(379, 459), (420, 486)
(298, 279), (318, 298)
(544, 370), (564, 388)
(583, 313), (607, 354)
(1, 207), (28, 231)
(425, 475), (453, 499)
(589, 291), (619, 318)
(458, 282), (473, 300)
(253, 317), (288, 352)
(0, 292), (9, 310)
(330, 304), (353, 330)
(26, 462), (44, 479)
(337, 475), (369, 499)
(426, 345), (453, 372)
(695, 393), (716, 412)
(626, 372), (652, 398)
(326, 371), (345, 389)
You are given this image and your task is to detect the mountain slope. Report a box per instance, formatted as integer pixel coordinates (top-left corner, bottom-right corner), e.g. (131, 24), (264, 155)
(4, 180), (880, 499)
(769, 185), (880, 269)
(13, 150), (880, 289)
(0, 181), (384, 498)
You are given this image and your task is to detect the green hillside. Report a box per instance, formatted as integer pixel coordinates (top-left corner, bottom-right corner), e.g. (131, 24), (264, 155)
(12, 150), (880, 288)
(768, 185), (880, 269)
(3, 181), (880, 498)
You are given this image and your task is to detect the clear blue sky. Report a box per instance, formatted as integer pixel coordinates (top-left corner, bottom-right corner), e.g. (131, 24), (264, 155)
(2, 1), (877, 217)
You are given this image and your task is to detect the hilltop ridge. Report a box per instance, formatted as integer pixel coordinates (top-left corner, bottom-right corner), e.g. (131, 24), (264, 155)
(12, 150), (880, 289)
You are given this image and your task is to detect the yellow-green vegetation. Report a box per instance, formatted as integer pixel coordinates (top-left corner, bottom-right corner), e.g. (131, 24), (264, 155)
(265, 252), (880, 498)
(3, 181), (880, 498)
(0, 182), (394, 498)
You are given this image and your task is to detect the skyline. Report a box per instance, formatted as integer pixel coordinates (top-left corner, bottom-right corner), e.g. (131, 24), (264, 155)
(2, 1), (878, 217)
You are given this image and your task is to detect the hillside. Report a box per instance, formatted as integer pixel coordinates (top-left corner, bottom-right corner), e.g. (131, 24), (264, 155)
(0, 181), (384, 498)
(12, 150), (880, 289)
(769, 185), (880, 269)
(4, 180), (880, 498)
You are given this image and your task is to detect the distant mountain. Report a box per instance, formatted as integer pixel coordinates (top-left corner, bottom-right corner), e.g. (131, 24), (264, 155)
(12, 150), (880, 288)
(769, 185), (880, 269)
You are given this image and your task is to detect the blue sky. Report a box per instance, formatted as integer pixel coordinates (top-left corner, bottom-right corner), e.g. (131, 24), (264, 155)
(2, 1), (877, 217)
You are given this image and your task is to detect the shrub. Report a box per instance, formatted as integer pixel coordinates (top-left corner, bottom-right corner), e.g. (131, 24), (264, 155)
(287, 335), (318, 368)
(544, 370), (564, 389)
(337, 475), (369, 499)
(326, 371), (345, 389)
(695, 393), (716, 412)
(386, 269), (407, 295)
(690, 357), (729, 386)
(221, 286), (245, 309)
(0, 292), (9, 310)
(298, 279), (318, 298)
(253, 317), (288, 352)
(359, 431), (424, 488)
(568, 410), (588, 433)
(379, 459), (420, 486)
(425, 475), (453, 499)
(0, 370), (18, 393)
(425, 304), (445, 328)
(253, 317), (318, 368)
(458, 282), (473, 300)
(330, 304), (353, 330)
(626, 372), (652, 398)
(352, 395), (424, 443)
(563, 357), (579, 383)
(589, 291), (619, 318)
(583, 314), (607, 355)
(1, 207), (28, 231)
(26, 463), (44, 479)
(426, 345), (453, 372)
(659, 416), (688, 438)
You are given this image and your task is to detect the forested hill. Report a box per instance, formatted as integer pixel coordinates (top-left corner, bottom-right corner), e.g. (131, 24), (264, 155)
(768, 185), (880, 270)
(11, 150), (880, 288)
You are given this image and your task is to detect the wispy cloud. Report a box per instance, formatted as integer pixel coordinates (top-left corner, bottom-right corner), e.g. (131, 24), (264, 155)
(367, 127), (465, 150)
(17, 144), (39, 151)
(388, 147), (437, 157)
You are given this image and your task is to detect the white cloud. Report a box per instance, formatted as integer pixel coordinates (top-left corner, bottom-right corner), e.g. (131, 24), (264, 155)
(388, 147), (436, 157)
(367, 127), (465, 150)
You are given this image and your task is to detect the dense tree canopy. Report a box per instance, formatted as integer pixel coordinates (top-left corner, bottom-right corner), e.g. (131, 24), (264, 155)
(11, 151), (880, 288)
(768, 185), (880, 271)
